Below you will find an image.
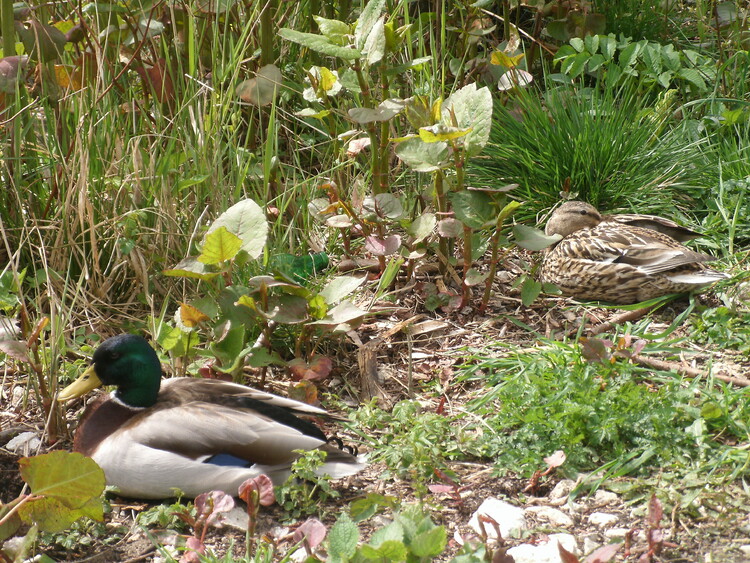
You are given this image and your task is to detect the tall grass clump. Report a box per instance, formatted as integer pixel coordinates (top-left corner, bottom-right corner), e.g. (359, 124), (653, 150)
(472, 84), (712, 215)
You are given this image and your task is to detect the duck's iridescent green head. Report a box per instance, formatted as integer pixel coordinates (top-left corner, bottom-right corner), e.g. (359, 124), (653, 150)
(59, 334), (162, 409)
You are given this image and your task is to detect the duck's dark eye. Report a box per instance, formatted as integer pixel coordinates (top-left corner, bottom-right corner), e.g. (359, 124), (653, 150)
(579, 210), (588, 216)
(110, 352), (121, 360)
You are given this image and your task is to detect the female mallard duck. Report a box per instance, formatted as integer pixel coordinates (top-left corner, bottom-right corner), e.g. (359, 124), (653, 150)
(58, 334), (365, 499)
(539, 201), (729, 304)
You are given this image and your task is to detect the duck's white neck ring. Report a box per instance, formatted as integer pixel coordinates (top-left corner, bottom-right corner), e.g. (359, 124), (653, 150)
(109, 390), (147, 411)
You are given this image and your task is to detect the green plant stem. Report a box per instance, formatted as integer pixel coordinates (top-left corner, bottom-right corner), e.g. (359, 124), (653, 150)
(0, 0), (14, 56)
(434, 172), (448, 275)
(480, 222), (511, 313)
(259, 0), (275, 65)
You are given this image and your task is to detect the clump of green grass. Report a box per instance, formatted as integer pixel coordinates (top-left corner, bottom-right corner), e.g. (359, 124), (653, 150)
(459, 339), (750, 480)
(472, 85), (711, 216)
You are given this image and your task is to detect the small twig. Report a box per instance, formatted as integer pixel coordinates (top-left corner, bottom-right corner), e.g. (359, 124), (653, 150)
(632, 354), (749, 388)
(588, 306), (656, 335)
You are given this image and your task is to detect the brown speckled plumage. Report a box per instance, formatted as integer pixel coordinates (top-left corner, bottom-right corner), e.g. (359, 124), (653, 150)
(539, 201), (729, 304)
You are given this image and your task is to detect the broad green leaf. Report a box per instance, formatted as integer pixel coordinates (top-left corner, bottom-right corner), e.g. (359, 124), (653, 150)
(363, 17), (386, 65)
(236, 64), (282, 106)
(442, 83), (492, 157)
(513, 224), (562, 251)
(163, 257), (219, 280)
(394, 137), (449, 172)
(370, 521), (404, 546)
(367, 192), (403, 219)
(0, 506), (22, 542)
(320, 275), (367, 305)
(521, 277), (542, 306)
(601, 34), (617, 60)
(211, 325), (246, 373)
(19, 452), (105, 506)
(309, 301), (367, 329)
(410, 525), (447, 557)
(677, 68), (707, 91)
(657, 71), (672, 88)
(584, 34), (599, 54)
(569, 37), (584, 53)
(642, 44), (662, 75)
(271, 252), (330, 283)
(15, 20), (66, 62)
(278, 28), (361, 60)
(700, 402), (723, 420)
(563, 52), (588, 78)
(619, 41), (642, 67)
(587, 53), (605, 73)
(206, 198), (267, 259)
(245, 347), (285, 367)
(18, 496), (104, 533)
(552, 44), (576, 64)
(198, 226), (243, 265)
(360, 540), (408, 561)
(406, 213), (436, 242)
(263, 295), (309, 324)
(661, 44), (680, 71)
(313, 16), (349, 43)
(354, 0), (386, 50)
(349, 98), (404, 123)
(448, 190), (494, 230)
(329, 513), (359, 559)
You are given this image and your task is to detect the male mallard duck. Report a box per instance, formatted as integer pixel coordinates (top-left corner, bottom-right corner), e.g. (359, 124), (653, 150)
(539, 201), (729, 304)
(58, 334), (365, 499)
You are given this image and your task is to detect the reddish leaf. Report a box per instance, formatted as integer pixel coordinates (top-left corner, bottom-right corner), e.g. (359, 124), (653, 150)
(238, 474), (275, 507)
(579, 337), (612, 364)
(647, 494), (663, 527)
(558, 542), (580, 563)
(194, 490), (235, 527)
(288, 380), (319, 405)
(544, 450), (566, 468)
(289, 356), (333, 382)
(293, 518), (327, 548)
(364, 234), (401, 256)
(428, 484), (455, 494)
(0, 340), (30, 364)
(180, 536), (206, 563)
(584, 542), (621, 563)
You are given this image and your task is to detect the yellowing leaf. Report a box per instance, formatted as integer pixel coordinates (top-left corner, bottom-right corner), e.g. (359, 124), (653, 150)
(490, 50), (525, 68)
(17, 452), (105, 532)
(178, 302), (209, 327)
(53, 65), (82, 90)
(198, 226), (243, 264)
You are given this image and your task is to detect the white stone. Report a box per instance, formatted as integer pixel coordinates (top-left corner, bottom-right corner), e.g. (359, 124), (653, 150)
(738, 545), (750, 557)
(604, 527), (631, 539)
(221, 506), (250, 531)
(592, 489), (619, 506)
(467, 498), (526, 539)
(582, 532), (601, 554)
(588, 512), (619, 528)
(507, 533), (578, 563)
(525, 506), (574, 527)
(5, 432), (41, 454)
(549, 479), (576, 500)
